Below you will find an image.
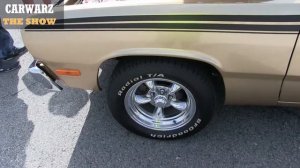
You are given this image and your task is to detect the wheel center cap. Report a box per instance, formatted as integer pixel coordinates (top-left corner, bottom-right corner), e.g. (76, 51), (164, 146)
(154, 95), (167, 107)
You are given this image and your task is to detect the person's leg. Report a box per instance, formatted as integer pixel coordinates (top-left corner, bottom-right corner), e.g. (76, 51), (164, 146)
(0, 16), (27, 72)
(22, 0), (34, 4)
(0, 20), (27, 73)
(0, 21), (14, 59)
(0, 27), (21, 72)
(43, 0), (52, 4)
(23, 0), (52, 5)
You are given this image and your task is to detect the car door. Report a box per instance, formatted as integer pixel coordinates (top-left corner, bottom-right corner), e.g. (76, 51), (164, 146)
(280, 33), (300, 104)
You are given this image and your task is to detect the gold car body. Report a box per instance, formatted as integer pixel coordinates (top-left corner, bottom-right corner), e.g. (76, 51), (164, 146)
(22, 0), (300, 106)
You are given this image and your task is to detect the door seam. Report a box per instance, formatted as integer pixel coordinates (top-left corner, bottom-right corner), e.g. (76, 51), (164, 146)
(278, 32), (300, 101)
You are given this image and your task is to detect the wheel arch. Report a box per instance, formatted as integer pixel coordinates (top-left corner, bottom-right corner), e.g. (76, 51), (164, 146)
(98, 48), (225, 105)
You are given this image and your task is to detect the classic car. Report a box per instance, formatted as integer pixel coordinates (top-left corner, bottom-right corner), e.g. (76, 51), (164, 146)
(22, 0), (300, 139)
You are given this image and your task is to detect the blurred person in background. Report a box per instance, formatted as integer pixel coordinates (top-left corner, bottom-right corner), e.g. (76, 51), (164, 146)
(0, 20), (27, 73)
(1, 0), (54, 73)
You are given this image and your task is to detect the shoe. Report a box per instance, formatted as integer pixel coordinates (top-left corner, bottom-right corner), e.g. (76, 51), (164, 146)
(4, 46), (28, 61)
(0, 48), (23, 73)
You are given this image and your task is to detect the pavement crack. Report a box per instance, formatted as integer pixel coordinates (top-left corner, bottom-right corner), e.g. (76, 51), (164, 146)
(10, 82), (38, 97)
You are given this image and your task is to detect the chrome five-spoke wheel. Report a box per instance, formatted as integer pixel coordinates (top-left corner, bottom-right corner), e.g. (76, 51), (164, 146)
(125, 79), (196, 131)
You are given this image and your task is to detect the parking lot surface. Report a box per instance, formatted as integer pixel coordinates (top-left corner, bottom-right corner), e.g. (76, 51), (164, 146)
(0, 30), (299, 168)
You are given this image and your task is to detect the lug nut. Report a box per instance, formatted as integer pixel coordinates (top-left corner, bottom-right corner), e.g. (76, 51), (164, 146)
(160, 89), (165, 95)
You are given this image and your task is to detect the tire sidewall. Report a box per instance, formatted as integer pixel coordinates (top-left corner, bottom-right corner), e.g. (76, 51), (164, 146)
(108, 62), (215, 139)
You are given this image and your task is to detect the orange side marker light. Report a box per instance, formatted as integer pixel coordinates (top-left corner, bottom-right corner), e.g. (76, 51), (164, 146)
(55, 69), (81, 76)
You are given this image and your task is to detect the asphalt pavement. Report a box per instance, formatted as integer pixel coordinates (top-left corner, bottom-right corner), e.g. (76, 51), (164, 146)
(0, 30), (299, 168)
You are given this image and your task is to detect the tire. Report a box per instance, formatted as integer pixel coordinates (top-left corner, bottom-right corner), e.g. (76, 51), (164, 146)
(107, 58), (218, 139)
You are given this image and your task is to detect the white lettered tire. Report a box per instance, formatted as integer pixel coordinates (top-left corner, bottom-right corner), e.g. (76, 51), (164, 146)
(108, 58), (217, 139)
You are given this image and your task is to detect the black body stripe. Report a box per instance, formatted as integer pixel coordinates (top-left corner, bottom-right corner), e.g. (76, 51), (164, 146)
(26, 23), (300, 32)
(24, 29), (298, 35)
(56, 15), (300, 24)
(26, 15), (300, 32)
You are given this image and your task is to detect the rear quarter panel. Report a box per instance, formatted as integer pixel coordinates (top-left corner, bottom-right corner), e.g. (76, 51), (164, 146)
(22, 31), (297, 105)
(22, 3), (300, 105)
